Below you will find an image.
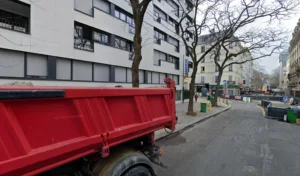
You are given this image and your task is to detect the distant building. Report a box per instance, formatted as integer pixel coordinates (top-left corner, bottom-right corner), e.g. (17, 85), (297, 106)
(194, 33), (253, 95)
(279, 50), (289, 89)
(288, 20), (300, 88)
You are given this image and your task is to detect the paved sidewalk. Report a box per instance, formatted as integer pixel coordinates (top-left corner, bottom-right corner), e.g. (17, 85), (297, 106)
(155, 98), (231, 140)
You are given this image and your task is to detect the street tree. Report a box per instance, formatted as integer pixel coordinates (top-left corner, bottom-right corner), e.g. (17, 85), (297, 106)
(177, 0), (221, 115)
(200, 0), (298, 106)
(130, 0), (151, 87)
(252, 62), (268, 90)
(270, 67), (280, 88)
(177, 0), (299, 114)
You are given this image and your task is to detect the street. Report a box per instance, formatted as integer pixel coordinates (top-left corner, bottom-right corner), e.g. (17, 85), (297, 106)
(155, 102), (300, 176)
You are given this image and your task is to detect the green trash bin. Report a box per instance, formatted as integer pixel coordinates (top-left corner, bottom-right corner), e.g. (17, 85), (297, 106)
(201, 103), (207, 112)
(287, 109), (297, 123)
(210, 96), (214, 105)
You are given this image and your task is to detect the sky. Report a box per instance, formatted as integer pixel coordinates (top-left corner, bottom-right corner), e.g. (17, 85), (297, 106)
(260, 13), (299, 73)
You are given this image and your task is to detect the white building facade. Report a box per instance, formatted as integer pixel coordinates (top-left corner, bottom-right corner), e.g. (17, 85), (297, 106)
(195, 36), (253, 89)
(0, 0), (194, 100)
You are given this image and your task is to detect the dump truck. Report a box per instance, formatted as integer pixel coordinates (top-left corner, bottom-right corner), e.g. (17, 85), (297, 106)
(0, 78), (176, 176)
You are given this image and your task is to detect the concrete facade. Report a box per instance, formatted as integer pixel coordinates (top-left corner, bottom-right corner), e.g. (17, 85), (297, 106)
(0, 0), (194, 100)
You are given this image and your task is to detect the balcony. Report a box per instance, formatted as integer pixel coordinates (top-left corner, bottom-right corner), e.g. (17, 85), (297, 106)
(74, 37), (94, 52)
(0, 3), (30, 34)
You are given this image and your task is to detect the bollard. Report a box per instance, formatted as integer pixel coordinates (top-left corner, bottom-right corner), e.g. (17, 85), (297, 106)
(226, 99), (228, 105)
(208, 102), (212, 112)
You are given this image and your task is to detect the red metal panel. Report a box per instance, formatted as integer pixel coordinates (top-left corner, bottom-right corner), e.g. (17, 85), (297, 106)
(0, 78), (176, 175)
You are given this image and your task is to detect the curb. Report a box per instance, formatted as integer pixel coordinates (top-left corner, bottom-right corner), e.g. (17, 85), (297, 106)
(156, 105), (232, 142)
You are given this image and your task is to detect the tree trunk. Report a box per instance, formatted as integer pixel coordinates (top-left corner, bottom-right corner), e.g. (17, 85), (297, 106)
(186, 63), (198, 116)
(213, 70), (223, 107)
(131, 32), (142, 87)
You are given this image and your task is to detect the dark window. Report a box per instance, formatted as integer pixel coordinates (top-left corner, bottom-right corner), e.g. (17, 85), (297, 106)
(0, 2), (30, 33)
(201, 67), (205, 73)
(115, 7), (133, 23)
(168, 55), (179, 70)
(74, 22), (94, 51)
(215, 65), (219, 72)
(229, 65), (233, 71)
(201, 46), (205, 53)
(154, 28), (166, 41)
(215, 76), (218, 83)
(115, 37), (133, 52)
(93, 31), (109, 44)
(188, 61), (193, 69)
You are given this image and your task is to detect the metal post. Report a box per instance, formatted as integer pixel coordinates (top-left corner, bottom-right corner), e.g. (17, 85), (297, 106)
(182, 55), (185, 103)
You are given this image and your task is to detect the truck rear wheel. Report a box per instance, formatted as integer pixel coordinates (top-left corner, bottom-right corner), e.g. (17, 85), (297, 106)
(93, 149), (154, 176)
(122, 166), (152, 176)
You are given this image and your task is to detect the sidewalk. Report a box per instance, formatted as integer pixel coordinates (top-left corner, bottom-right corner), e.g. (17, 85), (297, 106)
(155, 98), (231, 140)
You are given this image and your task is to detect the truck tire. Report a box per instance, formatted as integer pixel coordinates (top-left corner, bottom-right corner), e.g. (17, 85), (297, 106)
(93, 149), (154, 176)
(122, 166), (152, 176)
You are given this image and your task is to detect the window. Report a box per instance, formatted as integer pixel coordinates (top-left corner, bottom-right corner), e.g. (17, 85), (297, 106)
(215, 76), (218, 83)
(94, 0), (110, 13)
(152, 72), (159, 83)
(201, 67), (205, 73)
(147, 72), (152, 83)
(139, 70), (145, 83)
(154, 50), (167, 65)
(72, 61), (92, 81)
(93, 31), (109, 44)
(126, 68), (132, 82)
(74, 23), (93, 51)
(0, 2), (30, 33)
(127, 16), (135, 34)
(215, 65), (219, 72)
(168, 0), (179, 16)
(94, 63), (110, 81)
(74, 0), (93, 15)
(201, 76), (205, 83)
(115, 37), (133, 52)
(0, 49), (24, 77)
(188, 61), (193, 69)
(154, 28), (166, 41)
(229, 75), (232, 81)
(27, 54), (47, 78)
(167, 55), (179, 70)
(201, 46), (205, 53)
(115, 67), (126, 82)
(173, 75), (179, 84)
(229, 65), (233, 71)
(229, 43), (233, 49)
(154, 6), (167, 21)
(56, 58), (71, 80)
(160, 73), (166, 84)
(115, 7), (133, 23)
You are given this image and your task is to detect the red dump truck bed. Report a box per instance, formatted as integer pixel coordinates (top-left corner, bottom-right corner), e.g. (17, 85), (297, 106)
(0, 79), (176, 176)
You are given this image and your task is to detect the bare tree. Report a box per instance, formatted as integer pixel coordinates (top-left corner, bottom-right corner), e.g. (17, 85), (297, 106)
(252, 62), (267, 90)
(270, 67), (280, 88)
(177, 0), (221, 115)
(177, 0), (299, 114)
(129, 0), (152, 87)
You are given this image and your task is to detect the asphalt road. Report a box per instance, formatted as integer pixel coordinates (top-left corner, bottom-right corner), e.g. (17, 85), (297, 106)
(154, 102), (300, 176)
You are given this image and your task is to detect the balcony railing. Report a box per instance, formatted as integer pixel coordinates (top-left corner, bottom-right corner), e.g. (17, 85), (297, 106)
(74, 37), (94, 52)
(154, 38), (161, 44)
(0, 18), (27, 33)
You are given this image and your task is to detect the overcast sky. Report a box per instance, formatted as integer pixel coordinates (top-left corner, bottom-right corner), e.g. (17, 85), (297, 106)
(260, 13), (299, 73)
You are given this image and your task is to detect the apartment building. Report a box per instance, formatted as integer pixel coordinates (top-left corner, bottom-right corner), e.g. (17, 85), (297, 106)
(278, 49), (288, 89)
(0, 0), (194, 100)
(288, 23), (300, 88)
(195, 34), (253, 92)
